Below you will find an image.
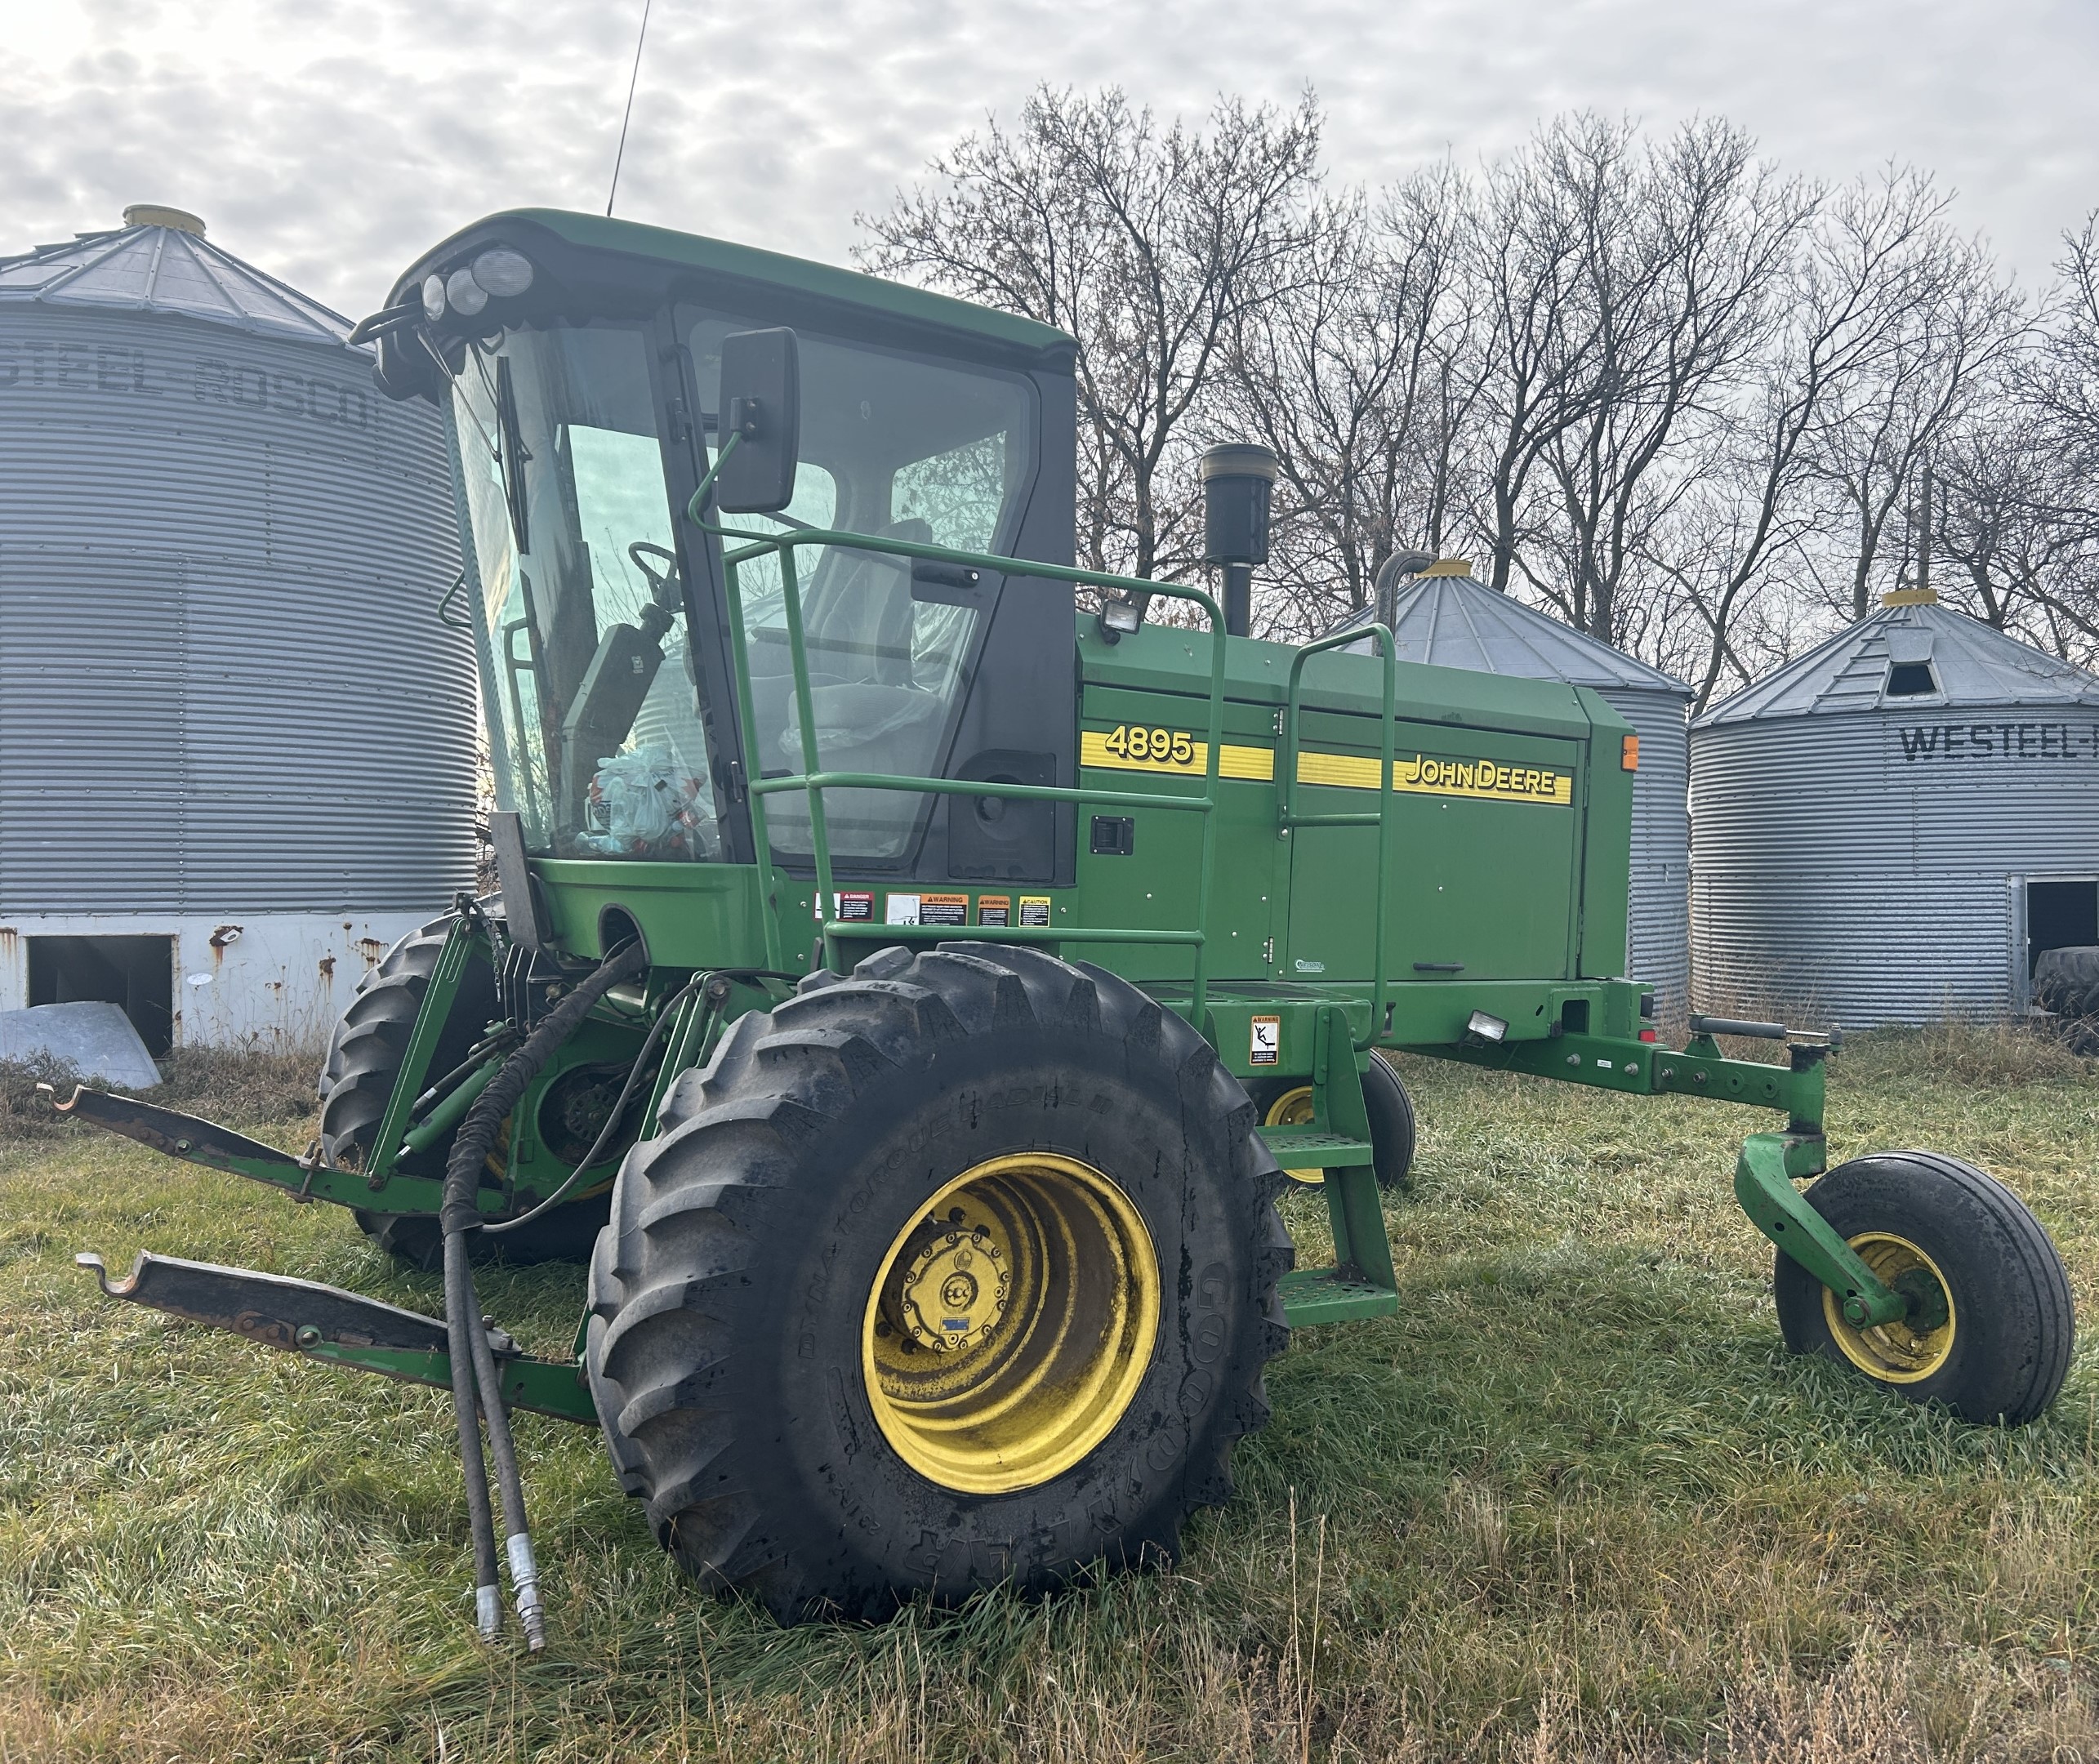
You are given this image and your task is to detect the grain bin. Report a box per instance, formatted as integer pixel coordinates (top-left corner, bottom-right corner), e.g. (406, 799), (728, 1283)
(1690, 592), (2099, 1027)
(0, 207), (473, 1053)
(1324, 562), (1694, 1020)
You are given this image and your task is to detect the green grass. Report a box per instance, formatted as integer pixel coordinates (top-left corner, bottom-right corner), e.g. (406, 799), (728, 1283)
(3, 1030), (2097, 1761)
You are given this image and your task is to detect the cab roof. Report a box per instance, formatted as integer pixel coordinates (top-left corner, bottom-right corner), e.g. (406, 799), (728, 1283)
(396, 208), (1075, 362)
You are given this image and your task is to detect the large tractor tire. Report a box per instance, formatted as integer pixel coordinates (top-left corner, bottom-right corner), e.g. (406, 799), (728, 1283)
(586, 942), (1292, 1622)
(319, 916), (606, 1269)
(1773, 1152), (2073, 1426)
(1254, 1054), (1415, 1191)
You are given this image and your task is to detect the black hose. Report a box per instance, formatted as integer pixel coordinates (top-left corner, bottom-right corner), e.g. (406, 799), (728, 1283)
(441, 1237), (502, 1639)
(465, 1294), (544, 1650)
(436, 941), (649, 1241)
(484, 966), (799, 1236)
(437, 939), (647, 1645)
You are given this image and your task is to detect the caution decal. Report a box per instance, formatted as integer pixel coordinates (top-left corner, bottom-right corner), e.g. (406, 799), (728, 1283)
(1082, 724), (1573, 805)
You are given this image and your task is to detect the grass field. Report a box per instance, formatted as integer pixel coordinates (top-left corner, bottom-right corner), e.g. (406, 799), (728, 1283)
(2, 1029), (2097, 1762)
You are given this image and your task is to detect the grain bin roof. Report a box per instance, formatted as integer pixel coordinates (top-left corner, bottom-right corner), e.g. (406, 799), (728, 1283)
(1332, 572), (1691, 696)
(1695, 600), (2099, 728)
(0, 214), (356, 348)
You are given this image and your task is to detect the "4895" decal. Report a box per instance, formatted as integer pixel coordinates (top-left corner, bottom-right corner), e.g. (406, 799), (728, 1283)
(1099, 723), (1196, 766)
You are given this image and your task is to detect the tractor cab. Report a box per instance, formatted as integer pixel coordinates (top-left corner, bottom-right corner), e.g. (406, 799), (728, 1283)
(371, 211), (1081, 889)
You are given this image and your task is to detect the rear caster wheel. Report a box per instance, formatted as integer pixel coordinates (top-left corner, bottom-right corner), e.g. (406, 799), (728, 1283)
(1254, 1054), (1415, 1191)
(1773, 1152), (2074, 1426)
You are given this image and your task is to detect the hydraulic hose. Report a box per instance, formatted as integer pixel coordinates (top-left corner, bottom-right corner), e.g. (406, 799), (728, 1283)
(442, 1239), (502, 1640)
(484, 966), (800, 1237)
(438, 939), (648, 1646)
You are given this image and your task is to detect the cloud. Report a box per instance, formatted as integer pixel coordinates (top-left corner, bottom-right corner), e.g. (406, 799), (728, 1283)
(3, 0), (2092, 315)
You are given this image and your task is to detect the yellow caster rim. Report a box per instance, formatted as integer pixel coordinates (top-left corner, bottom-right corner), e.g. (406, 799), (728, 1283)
(862, 1152), (1161, 1494)
(1263, 1085), (1325, 1185)
(1822, 1232), (1957, 1383)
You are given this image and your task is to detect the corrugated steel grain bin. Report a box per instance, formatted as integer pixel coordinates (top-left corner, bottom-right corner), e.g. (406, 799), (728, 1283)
(0, 207), (474, 1051)
(1689, 594), (2099, 1028)
(1326, 565), (1693, 1021)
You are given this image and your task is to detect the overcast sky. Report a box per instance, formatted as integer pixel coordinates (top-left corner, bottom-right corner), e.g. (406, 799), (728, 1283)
(5, 0), (2095, 320)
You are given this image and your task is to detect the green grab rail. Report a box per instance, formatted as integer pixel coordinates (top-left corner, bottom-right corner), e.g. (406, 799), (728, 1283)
(686, 456), (1234, 1029)
(1280, 622), (1398, 1051)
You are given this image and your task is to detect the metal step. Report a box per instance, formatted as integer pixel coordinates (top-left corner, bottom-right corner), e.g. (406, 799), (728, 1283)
(1256, 1125), (1375, 1166)
(1277, 1265), (1398, 1326)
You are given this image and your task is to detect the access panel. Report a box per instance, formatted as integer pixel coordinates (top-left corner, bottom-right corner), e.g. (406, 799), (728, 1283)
(1284, 723), (1583, 985)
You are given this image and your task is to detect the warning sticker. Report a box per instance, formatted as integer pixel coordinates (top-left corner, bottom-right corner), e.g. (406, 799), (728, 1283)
(885, 893), (921, 925)
(1250, 1015), (1281, 1067)
(1018, 896), (1053, 928)
(813, 890), (875, 921)
(977, 895), (1012, 927)
(920, 893), (969, 928)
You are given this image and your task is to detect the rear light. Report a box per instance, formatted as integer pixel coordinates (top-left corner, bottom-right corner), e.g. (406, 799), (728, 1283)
(1638, 1028), (1658, 1043)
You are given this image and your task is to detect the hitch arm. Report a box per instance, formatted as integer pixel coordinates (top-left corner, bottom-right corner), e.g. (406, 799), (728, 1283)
(47, 1085), (501, 1219)
(76, 1250), (599, 1424)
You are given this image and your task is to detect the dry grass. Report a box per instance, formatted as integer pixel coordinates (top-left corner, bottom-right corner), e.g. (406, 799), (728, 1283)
(2, 1026), (2096, 1762)
(0, 1045), (317, 1148)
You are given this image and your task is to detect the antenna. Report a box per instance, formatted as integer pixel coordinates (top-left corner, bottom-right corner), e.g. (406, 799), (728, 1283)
(605, 0), (654, 218)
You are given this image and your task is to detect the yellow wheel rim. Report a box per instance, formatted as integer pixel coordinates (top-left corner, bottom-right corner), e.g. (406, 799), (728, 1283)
(862, 1152), (1161, 1495)
(1263, 1085), (1325, 1185)
(1821, 1232), (1957, 1383)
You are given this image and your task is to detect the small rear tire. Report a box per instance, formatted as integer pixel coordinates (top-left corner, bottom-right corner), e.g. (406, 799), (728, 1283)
(1254, 1054), (1415, 1191)
(1772, 1152), (2074, 1426)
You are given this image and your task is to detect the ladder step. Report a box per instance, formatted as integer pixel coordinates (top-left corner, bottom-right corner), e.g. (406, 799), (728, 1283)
(1277, 1266), (1398, 1325)
(1256, 1125), (1375, 1167)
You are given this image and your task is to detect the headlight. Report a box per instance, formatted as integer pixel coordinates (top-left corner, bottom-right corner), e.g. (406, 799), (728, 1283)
(470, 247), (534, 298)
(421, 274), (447, 321)
(446, 267), (489, 318)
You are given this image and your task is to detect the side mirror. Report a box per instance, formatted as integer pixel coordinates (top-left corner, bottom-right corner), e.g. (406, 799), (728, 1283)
(713, 327), (801, 514)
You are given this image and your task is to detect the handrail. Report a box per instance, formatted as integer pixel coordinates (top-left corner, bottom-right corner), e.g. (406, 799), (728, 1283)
(1281, 622), (1397, 1050)
(685, 458), (1232, 1028)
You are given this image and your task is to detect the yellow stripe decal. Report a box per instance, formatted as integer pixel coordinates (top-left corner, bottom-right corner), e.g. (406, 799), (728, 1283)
(1081, 730), (1274, 780)
(1081, 727), (1573, 805)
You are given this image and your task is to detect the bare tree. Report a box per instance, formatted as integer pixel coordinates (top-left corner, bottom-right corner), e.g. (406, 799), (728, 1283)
(859, 86), (1322, 582)
(864, 90), (2091, 702)
(1654, 171), (1987, 706)
(1519, 118), (1809, 649)
(1460, 117), (1614, 595)
(1798, 175), (2024, 621)
(1219, 161), (1474, 638)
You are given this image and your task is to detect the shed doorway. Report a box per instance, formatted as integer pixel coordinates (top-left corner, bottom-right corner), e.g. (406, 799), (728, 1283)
(26, 934), (176, 1055)
(2025, 879), (2099, 982)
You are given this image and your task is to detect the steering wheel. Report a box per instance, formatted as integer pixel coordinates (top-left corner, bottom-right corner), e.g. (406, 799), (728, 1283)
(628, 541), (681, 601)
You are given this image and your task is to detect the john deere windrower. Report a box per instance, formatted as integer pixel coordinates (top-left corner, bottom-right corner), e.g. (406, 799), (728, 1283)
(64, 211), (2074, 1642)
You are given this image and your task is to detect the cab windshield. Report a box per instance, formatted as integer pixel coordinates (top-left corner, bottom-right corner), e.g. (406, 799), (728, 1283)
(454, 323), (717, 860)
(451, 314), (1035, 864)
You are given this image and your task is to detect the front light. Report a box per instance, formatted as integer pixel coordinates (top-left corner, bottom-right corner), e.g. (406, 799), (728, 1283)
(446, 267), (489, 318)
(1464, 1009), (1509, 1045)
(421, 274), (447, 321)
(471, 247), (534, 297)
